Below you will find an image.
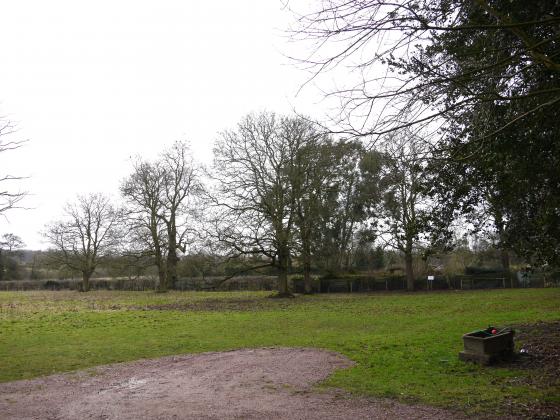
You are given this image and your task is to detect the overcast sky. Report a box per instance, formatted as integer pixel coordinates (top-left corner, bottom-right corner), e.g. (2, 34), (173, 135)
(0, 1), (331, 249)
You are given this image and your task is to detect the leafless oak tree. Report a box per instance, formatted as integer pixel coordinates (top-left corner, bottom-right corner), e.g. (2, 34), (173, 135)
(159, 142), (202, 289)
(44, 194), (123, 292)
(121, 141), (201, 291)
(121, 160), (168, 289)
(211, 112), (322, 296)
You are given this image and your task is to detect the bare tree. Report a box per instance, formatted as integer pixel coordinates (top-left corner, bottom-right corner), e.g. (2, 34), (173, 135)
(121, 141), (201, 291)
(159, 141), (201, 289)
(44, 194), (123, 292)
(121, 160), (168, 290)
(0, 233), (25, 252)
(0, 118), (26, 216)
(211, 112), (321, 297)
(290, 0), (560, 137)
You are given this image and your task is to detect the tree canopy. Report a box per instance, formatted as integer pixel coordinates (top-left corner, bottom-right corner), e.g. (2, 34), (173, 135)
(292, 0), (560, 264)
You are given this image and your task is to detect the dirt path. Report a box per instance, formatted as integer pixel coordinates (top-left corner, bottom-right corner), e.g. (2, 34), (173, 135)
(0, 348), (463, 419)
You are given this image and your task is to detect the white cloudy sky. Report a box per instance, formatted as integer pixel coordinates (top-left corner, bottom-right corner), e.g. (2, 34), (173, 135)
(0, 1), (333, 249)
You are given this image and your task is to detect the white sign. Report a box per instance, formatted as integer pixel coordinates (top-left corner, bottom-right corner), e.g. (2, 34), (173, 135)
(427, 276), (435, 281)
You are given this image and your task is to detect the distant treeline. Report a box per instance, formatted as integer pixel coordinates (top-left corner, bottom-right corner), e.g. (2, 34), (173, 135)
(0, 244), (508, 282)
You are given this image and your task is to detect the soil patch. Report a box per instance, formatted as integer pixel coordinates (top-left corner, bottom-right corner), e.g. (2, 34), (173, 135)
(136, 297), (302, 312)
(487, 321), (560, 419)
(513, 321), (560, 378)
(136, 298), (267, 312)
(0, 348), (462, 419)
(503, 321), (560, 419)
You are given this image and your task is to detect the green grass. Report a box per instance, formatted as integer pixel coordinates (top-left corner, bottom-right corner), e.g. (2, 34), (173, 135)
(0, 288), (558, 415)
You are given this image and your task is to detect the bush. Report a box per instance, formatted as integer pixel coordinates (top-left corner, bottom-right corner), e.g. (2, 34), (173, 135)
(44, 280), (60, 290)
(465, 266), (504, 275)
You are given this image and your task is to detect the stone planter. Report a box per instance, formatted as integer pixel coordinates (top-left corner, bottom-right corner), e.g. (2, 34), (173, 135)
(459, 329), (515, 365)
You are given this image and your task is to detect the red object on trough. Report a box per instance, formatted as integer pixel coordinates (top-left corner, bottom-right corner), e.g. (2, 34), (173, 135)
(459, 328), (515, 365)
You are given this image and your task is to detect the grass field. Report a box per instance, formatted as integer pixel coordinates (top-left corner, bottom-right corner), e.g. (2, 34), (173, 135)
(0, 289), (558, 416)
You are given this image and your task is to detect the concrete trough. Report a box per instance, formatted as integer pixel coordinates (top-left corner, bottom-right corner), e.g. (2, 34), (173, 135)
(459, 328), (515, 365)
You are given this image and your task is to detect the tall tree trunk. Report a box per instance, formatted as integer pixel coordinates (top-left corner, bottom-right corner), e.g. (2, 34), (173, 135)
(500, 248), (510, 272)
(495, 208), (511, 285)
(344, 250), (351, 272)
(277, 245), (291, 296)
(154, 251), (167, 292)
(404, 242), (414, 291)
(302, 233), (313, 294)
(500, 248), (511, 286)
(303, 261), (312, 294)
(166, 219), (178, 289)
(166, 250), (178, 289)
(157, 265), (167, 292)
(82, 271), (91, 292)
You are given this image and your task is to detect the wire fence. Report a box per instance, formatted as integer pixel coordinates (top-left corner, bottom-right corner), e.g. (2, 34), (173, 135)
(0, 273), (557, 292)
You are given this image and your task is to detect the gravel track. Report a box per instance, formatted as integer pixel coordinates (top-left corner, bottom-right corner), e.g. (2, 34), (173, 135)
(0, 348), (464, 419)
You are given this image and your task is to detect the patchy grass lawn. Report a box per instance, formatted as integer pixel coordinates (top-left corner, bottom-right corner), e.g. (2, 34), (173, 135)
(0, 288), (558, 417)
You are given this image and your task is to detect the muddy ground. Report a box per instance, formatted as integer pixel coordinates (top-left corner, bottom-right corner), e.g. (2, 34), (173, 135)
(0, 347), (462, 420)
(503, 321), (560, 419)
